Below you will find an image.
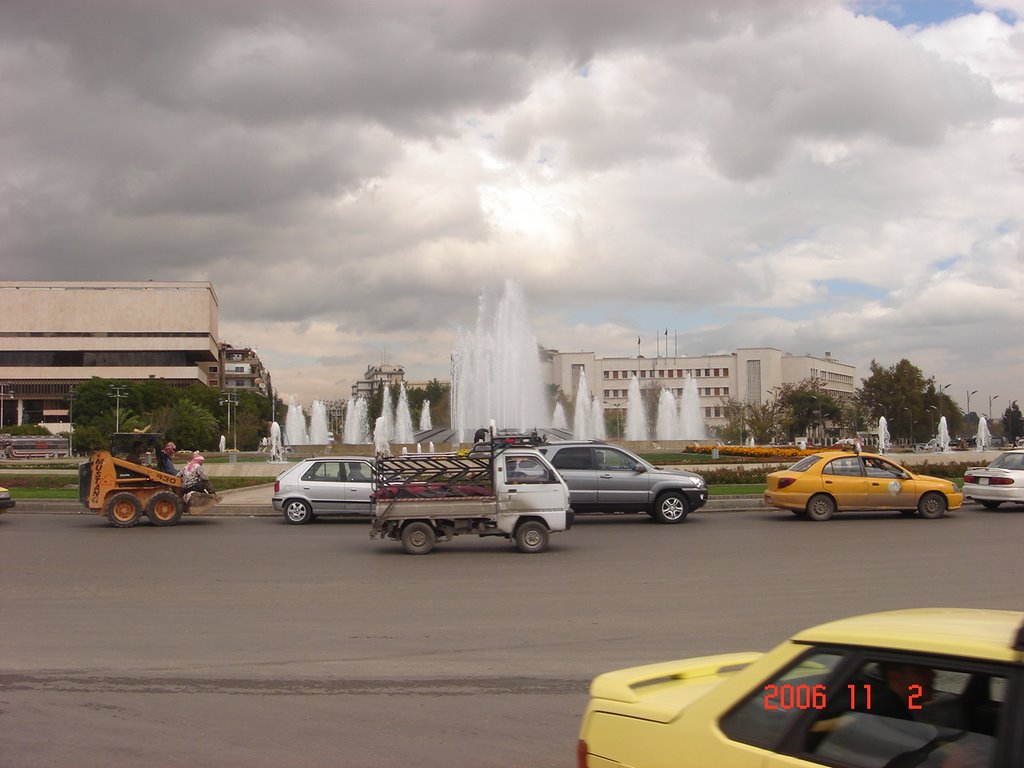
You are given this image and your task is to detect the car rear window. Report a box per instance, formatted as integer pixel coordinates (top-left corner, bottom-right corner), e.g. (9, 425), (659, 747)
(990, 452), (1024, 470)
(789, 455), (822, 472)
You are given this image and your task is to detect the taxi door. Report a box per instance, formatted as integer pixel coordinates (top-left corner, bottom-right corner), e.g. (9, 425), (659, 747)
(819, 456), (868, 509)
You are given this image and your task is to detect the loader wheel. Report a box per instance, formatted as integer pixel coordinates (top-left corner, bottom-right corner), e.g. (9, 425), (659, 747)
(147, 491), (183, 526)
(106, 493), (143, 528)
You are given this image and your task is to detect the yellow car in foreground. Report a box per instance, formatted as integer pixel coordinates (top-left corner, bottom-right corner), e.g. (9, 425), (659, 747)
(763, 450), (963, 521)
(0, 486), (14, 513)
(578, 608), (1023, 768)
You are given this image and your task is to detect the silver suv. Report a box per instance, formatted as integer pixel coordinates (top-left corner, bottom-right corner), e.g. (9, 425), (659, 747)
(538, 441), (707, 524)
(272, 456), (375, 524)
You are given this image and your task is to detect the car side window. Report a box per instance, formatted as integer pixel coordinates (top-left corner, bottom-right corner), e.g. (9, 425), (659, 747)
(505, 457), (554, 484)
(301, 461), (343, 482)
(344, 461), (372, 483)
(719, 651), (845, 750)
(550, 447), (594, 471)
(863, 457), (905, 479)
(793, 656), (1007, 768)
(595, 447), (635, 471)
(824, 457), (863, 477)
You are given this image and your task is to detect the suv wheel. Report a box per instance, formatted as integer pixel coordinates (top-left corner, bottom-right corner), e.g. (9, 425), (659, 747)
(284, 499), (313, 524)
(652, 492), (690, 524)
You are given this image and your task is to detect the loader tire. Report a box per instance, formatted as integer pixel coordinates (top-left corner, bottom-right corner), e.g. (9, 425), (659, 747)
(147, 491), (183, 526)
(106, 493), (143, 528)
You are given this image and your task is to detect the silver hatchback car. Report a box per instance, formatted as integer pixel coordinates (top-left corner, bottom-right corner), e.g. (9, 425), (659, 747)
(272, 456), (375, 524)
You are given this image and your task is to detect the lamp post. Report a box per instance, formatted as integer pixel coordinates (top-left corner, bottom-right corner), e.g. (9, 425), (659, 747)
(67, 388), (77, 456)
(989, 395), (999, 420)
(108, 385), (127, 432)
(966, 389), (978, 416)
(903, 406), (914, 446)
(926, 406), (937, 440)
(937, 384), (950, 418)
(220, 392), (239, 451)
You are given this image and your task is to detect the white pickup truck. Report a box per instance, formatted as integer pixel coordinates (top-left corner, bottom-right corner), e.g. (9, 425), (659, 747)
(369, 448), (573, 554)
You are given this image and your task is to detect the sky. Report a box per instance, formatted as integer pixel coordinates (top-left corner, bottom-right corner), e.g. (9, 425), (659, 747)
(2, 0), (1022, 413)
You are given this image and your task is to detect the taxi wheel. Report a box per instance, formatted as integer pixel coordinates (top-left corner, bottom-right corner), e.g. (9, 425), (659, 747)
(917, 492), (947, 519)
(805, 494), (835, 522)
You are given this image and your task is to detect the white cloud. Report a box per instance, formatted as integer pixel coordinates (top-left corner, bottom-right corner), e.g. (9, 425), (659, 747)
(1, 0), (1021, 408)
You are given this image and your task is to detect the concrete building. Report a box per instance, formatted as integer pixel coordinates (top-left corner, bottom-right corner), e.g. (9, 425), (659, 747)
(0, 281), (222, 427)
(218, 343), (272, 397)
(350, 364), (405, 399)
(544, 347), (857, 433)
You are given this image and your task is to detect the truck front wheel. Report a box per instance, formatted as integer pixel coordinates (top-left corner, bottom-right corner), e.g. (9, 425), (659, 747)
(401, 522), (436, 555)
(514, 520), (549, 553)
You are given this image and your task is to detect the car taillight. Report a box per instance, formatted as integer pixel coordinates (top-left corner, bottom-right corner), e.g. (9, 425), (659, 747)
(963, 474), (976, 484)
(777, 477), (796, 489)
(577, 739), (588, 768)
(274, 480), (280, 492)
(989, 477), (1014, 485)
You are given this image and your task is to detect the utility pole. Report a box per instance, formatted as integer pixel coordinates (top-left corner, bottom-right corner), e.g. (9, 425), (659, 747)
(220, 392), (239, 450)
(67, 388), (77, 456)
(108, 385), (127, 432)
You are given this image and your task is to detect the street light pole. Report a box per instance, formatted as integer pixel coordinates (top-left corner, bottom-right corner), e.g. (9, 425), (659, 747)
(220, 392), (239, 450)
(903, 406), (914, 446)
(966, 389), (978, 416)
(108, 385), (127, 432)
(926, 406), (937, 440)
(937, 384), (950, 418)
(989, 395), (999, 420)
(67, 388), (77, 456)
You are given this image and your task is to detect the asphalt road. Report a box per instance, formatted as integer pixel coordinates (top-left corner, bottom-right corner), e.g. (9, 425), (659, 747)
(2, 505), (1022, 768)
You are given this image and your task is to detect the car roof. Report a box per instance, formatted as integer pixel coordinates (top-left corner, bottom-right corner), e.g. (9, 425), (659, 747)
(791, 608), (1024, 663)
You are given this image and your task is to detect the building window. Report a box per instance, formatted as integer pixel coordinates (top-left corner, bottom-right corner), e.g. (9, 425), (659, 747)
(746, 359), (762, 406)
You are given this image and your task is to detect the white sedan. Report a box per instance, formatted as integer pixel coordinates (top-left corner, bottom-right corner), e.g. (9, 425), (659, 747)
(963, 449), (1024, 509)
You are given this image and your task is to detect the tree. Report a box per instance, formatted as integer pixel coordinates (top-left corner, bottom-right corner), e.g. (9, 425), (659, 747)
(776, 381), (841, 442)
(717, 398), (747, 443)
(747, 397), (784, 444)
(857, 359), (962, 444)
(1002, 401), (1023, 444)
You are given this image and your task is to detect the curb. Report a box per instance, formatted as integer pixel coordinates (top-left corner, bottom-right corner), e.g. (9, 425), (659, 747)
(10, 496), (772, 517)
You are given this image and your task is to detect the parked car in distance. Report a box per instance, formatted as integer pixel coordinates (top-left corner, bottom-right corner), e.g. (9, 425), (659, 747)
(272, 456), (375, 524)
(0, 486), (14, 513)
(577, 607), (1023, 768)
(963, 449), (1024, 509)
(537, 440), (706, 523)
(764, 451), (962, 520)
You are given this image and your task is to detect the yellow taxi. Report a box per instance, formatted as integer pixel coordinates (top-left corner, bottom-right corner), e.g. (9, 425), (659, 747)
(763, 450), (962, 521)
(0, 485), (14, 513)
(578, 608), (1023, 768)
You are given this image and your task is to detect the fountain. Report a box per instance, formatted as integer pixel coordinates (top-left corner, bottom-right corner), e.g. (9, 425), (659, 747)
(394, 383), (414, 444)
(268, 421), (285, 463)
(419, 400), (432, 431)
(977, 416), (991, 451)
(678, 375), (707, 441)
(285, 396), (309, 445)
(218, 434), (226, 453)
(877, 416), (890, 454)
(573, 371), (593, 439)
(625, 374), (648, 441)
(656, 389), (677, 440)
(373, 416), (390, 455)
(309, 400), (330, 445)
(451, 280), (548, 441)
(552, 402), (568, 430)
(343, 397), (370, 444)
(937, 416), (950, 453)
(591, 395), (606, 439)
